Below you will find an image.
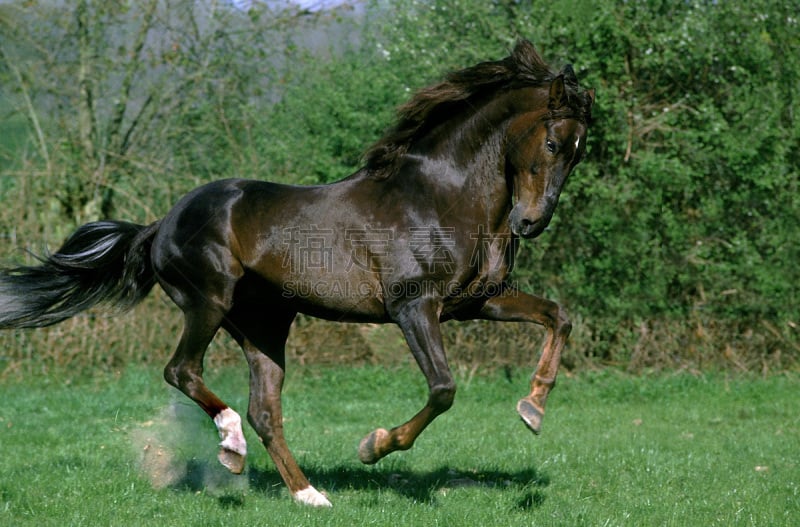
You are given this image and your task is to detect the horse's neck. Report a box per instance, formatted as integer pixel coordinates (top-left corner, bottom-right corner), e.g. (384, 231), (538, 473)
(428, 104), (515, 231)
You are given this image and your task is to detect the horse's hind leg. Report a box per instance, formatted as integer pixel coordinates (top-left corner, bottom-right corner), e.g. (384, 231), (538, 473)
(163, 307), (247, 474)
(225, 310), (332, 507)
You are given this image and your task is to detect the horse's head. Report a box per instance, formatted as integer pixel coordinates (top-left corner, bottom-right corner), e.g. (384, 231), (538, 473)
(505, 67), (595, 238)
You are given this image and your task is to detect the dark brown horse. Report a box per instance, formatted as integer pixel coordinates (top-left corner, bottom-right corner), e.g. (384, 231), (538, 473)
(0, 40), (593, 506)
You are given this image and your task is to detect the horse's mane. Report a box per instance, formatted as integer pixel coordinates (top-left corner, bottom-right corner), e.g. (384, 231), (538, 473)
(364, 39), (592, 173)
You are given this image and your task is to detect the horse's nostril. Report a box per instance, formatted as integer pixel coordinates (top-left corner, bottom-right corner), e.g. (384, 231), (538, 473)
(516, 217), (550, 238)
(520, 219), (537, 237)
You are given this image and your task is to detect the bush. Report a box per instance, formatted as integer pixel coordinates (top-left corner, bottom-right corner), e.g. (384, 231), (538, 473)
(1, 0), (798, 374)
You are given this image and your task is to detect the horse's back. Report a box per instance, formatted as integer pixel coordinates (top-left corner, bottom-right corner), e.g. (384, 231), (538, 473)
(149, 178), (387, 320)
(153, 178), (303, 249)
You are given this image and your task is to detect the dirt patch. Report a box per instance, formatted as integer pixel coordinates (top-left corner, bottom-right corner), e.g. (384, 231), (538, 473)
(129, 401), (249, 494)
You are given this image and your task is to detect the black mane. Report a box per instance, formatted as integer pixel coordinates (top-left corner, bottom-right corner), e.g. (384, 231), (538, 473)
(364, 40), (590, 172)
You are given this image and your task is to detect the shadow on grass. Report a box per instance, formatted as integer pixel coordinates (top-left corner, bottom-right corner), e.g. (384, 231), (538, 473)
(245, 463), (550, 507)
(166, 457), (549, 510)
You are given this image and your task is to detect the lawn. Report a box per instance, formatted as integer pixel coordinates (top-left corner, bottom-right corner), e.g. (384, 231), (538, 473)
(0, 365), (798, 526)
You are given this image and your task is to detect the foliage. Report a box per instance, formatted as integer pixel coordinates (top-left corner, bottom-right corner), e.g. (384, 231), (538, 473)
(0, 0), (798, 371)
(360, 0), (800, 365)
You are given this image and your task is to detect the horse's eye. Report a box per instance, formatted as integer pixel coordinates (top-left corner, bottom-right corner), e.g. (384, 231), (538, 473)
(546, 139), (557, 153)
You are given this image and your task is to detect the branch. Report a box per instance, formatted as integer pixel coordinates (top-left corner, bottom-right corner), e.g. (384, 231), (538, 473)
(0, 45), (51, 174)
(109, 0), (158, 158)
(120, 93), (153, 155)
(76, 0), (96, 161)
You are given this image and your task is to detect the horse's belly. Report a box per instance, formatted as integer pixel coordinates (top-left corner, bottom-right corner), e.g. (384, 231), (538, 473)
(281, 278), (388, 323)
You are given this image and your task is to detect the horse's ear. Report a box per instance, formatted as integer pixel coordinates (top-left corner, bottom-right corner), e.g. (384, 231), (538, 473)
(548, 75), (567, 110)
(586, 88), (596, 108)
(562, 64), (578, 84)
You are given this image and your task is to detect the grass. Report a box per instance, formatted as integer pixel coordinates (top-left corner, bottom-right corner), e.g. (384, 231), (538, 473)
(0, 364), (798, 526)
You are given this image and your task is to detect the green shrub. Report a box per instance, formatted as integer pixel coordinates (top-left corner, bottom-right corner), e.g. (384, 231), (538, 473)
(1, 0), (797, 373)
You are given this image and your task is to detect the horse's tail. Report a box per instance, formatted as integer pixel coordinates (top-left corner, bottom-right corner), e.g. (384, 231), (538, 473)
(0, 220), (161, 329)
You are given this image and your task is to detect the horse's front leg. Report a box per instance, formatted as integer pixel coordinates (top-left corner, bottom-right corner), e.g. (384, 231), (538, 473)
(358, 297), (456, 464)
(477, 289), (571, 435)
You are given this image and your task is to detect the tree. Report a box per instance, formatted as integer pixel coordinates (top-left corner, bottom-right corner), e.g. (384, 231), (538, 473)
(0, 0), (314, 236)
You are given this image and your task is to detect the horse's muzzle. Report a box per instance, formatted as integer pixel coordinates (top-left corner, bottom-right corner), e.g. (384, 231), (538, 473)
(510, 216), (549, 238)
(509, 203), (552, 239)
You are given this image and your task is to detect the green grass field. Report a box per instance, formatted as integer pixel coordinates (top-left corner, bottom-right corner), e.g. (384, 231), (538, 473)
(1, 365), (798, 526)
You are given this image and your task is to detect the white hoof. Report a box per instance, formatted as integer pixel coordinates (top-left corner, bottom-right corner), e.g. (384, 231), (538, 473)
(213, 408), (247, 456)
(293, 486), (332, 507)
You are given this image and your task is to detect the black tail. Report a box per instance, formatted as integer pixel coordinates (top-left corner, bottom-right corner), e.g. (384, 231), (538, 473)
(0, 220), (160, 329)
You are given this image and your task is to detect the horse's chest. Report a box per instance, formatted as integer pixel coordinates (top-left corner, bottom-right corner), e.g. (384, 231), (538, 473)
(474, 231), (513, 282)
(453, 232), (513, 301)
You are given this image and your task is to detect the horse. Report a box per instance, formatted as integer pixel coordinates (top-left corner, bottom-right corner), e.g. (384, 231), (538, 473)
(0, 40), (594, 507)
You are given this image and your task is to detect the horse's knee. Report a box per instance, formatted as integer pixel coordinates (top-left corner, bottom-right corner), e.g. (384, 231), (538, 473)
(430, 381), (456, 413)
(550, 305), (571, 337)
(558, 309), (571, 336)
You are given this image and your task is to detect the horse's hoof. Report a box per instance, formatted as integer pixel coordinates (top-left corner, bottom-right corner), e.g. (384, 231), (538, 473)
(517, 398), (543, 435)
(358, 428), (389, 465)
(294, 486), (333, 507)
(218, 447), (246, 474)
